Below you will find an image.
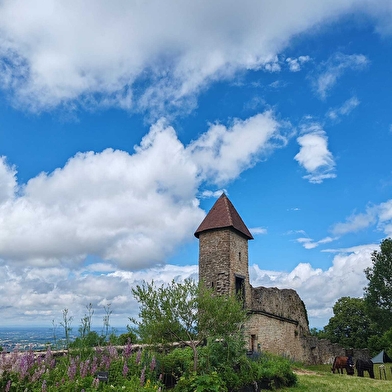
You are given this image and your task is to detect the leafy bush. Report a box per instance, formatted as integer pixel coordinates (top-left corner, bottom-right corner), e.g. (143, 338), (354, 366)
(157, 346), (194, 383)
(174, 371), (228, 392)
(243, 353), (297, 389)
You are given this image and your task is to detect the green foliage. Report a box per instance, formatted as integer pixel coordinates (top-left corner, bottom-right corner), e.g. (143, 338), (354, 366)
(131, 279), (248, 372)
(242, 353), (297, 390)
(110, 330), (139, 345)
(321, 296), (374, 348)
(364, 238), (392, 334)
(158, 347), (194, 381)
(131, 279), (199, 345)
(174, 371), (228, 392)
(197, 284), (248, 340)
(198, 335), (247, 374)
(367, 327), (392, 356)
(69, 330), (106, 349)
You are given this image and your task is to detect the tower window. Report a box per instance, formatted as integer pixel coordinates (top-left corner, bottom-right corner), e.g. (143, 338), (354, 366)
(239, 252), (241, 261)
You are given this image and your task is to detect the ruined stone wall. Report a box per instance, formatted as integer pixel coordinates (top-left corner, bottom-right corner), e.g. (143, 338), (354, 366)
(301, 337), (371, 365)
(250, 286), (309, 336)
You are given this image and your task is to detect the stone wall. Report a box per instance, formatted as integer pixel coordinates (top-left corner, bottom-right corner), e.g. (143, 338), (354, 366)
(300, 337), (370, 365)
(198, 229), (231, 295)
(198, 228), (252, 307)
(245, 313), (307, 361)
(250, 286), (309, 336)
(244, 285), (372, 365)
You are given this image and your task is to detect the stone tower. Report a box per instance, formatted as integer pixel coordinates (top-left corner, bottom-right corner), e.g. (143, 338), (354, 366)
(194, 193), (253, 308)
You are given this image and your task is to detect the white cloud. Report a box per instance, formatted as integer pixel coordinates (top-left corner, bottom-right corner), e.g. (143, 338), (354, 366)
(329, 199), (392, 238)
(250, 227), (268, 235)
(294, 123), (336, 183)
(327, 96), (360, 120)
(264, 56), (281, 72)
(314, 53), (368, 99)
(0, 123), (203, 269)
(0, 112), (287, 268)
(200, 189), (228, 199)
(0, 156), (18, 203)
(286, 55), (311, 72)
(332, 210), (377, 236)
(0, 1), (388, 114)
(189, 111), (288, 185)
(0, 262), (199, 327)
(0, 243), (379, 328)
(296, 236), (336, 250)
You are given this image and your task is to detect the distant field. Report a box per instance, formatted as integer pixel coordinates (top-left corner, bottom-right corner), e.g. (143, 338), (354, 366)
(280, 363), (392, 391)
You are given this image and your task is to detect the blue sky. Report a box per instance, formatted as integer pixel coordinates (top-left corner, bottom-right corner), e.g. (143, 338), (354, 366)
(0, 1), (392, 330)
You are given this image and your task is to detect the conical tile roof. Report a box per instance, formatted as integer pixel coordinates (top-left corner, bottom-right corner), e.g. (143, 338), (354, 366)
(194, 193), (253, 239)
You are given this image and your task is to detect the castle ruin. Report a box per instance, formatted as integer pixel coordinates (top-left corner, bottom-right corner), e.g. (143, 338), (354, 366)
(194, 193), (368, 364)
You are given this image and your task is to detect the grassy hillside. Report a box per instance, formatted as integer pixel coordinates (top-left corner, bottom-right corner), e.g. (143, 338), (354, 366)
(280, 363), (392, 391)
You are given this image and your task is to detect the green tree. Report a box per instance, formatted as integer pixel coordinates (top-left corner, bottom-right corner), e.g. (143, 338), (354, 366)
(322, 296), (374, 348)
(130, 278), (247, 372)
(364, 238), (392, 333)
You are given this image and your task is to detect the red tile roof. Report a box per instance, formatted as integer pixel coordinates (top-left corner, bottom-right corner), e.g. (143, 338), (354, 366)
(194, 193), (253, 239)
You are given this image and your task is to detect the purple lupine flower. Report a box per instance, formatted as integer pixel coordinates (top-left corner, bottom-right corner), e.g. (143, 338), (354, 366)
(26, 346), (36, 368)
(150, 356), (156, 371)
(107, 344), (118, 359)
(101, 354), (111, 370)
(41, 379), (47, 392)
(67, 357), (77, 380)
(140, 366), (146, 386)
(136, 349), (141, 365)
(31, 365), (46, 382)
(5, 380), (11, 392)
(80, 359), (90, 378)
(90, 356), (98, 376)
(124, 339), (132, 359)
(122, 361), (129, 378)
(44, 347), (53, 367)
(18, 354), (30, 380)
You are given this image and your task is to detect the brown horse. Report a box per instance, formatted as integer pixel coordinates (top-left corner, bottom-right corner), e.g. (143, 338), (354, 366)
(331, 356), (354, 375)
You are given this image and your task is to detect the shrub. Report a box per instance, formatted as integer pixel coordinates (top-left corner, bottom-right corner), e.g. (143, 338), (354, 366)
(157, 346), (194, 386)
(244, 353), (297, 389)
(174, 371), (228, 392)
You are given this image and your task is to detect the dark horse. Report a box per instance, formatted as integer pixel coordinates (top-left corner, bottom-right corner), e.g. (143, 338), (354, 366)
(331, 356), (354, 375)
(356, 359), (374, 378)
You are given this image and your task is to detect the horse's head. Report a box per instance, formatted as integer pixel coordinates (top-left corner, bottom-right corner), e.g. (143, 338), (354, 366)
(347, 364), (355, 375)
